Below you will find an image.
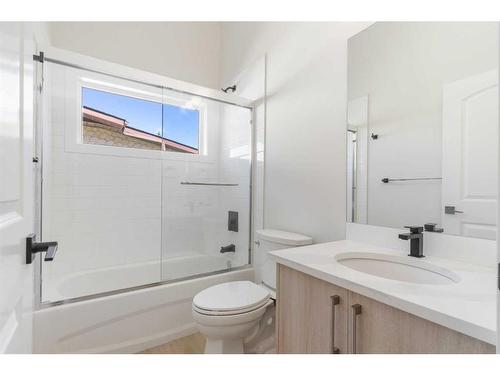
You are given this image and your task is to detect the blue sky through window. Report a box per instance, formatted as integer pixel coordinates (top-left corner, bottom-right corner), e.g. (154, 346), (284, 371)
(163, 104), (199, 149)
(82, 87), (199, 149)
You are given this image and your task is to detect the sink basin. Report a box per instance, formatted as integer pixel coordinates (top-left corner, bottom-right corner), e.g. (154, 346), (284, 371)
(335, 252), (460, 285)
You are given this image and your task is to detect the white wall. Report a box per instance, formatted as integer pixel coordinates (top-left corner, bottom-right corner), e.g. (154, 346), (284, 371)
(348, 22), (498, 229)
(48, 22), (222, 89)
(220, 22), (370, 243)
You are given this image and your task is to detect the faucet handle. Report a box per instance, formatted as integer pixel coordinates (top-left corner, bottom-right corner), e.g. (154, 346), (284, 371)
(424, 223), (444, 233)
(404, 225), (423, 234)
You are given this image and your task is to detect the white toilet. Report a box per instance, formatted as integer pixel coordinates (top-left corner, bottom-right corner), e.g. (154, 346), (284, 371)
(192, 229), (313, 354)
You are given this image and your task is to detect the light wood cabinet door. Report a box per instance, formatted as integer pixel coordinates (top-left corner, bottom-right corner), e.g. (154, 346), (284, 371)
(276, 265), (349, 353)
(347, 292), (495, 354)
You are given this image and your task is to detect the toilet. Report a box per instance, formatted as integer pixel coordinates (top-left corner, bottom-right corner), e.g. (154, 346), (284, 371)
(192, 229), (313, 354)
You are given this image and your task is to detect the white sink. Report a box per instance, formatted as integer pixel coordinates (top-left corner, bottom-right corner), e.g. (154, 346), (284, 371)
(335, 252), (460, 285)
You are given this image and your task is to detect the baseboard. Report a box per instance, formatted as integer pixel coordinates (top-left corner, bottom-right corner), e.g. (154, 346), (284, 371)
(72, 323), (198, 354)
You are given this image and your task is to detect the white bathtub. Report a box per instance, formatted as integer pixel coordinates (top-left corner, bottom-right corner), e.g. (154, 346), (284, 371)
(42, 252), (234, 303)
(34, 266), (254, 353)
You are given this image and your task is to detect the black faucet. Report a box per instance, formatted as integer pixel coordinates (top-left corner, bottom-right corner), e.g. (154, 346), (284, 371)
(398, 226), (424, 258)
(220, 244), (236, 254)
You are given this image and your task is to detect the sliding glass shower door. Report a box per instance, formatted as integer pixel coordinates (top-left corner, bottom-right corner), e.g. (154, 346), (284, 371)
(160, 90), (252, 281)
(39, 61), (252, 303)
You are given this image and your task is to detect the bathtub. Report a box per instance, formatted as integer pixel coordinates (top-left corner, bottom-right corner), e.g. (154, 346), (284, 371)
(34, 262), (253, 353)
(42, 252), (235, 303)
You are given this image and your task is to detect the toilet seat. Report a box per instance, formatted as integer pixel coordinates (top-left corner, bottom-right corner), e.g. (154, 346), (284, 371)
(193, 281), (271, 316)
(193, 298), (271, 316)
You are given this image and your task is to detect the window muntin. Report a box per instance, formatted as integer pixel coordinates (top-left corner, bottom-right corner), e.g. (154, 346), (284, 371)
(81, 87), (200, 154)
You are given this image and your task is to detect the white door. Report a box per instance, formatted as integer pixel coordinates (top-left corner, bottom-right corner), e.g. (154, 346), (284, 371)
(0, 23), (36, 353)
(442, 70), (498, 240)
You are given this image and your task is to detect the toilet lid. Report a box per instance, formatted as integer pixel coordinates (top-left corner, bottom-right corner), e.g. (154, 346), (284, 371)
(193, 281), (270, 313)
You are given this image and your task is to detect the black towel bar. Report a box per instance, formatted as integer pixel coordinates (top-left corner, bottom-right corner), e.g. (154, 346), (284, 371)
(381, 177), (442, 183)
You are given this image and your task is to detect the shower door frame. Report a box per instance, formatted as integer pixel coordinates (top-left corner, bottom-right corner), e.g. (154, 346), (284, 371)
(34, 47), (256, 308)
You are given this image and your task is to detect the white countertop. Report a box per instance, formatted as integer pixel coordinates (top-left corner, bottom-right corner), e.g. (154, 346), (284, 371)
(270, 240), (497, 345)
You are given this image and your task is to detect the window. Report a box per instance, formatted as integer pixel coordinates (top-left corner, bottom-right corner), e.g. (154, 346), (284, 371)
(81, 87), (200, 154)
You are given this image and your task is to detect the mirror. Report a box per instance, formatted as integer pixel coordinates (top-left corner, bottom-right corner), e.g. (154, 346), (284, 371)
(347, 22), (498, 240)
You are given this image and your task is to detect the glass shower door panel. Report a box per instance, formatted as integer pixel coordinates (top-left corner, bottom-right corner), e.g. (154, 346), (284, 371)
(41, 64), (163, 302)
(161, 92), (252, 281)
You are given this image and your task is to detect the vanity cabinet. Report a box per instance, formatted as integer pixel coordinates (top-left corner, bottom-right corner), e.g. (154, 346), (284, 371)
(276, 265), (495, 354)
(276, 264), (348, 353)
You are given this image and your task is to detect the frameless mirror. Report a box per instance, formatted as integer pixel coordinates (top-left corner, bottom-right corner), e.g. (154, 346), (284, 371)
(347, 22), (499, 240)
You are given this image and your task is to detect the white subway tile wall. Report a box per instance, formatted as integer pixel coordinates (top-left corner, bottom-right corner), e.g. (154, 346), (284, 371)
(41, 63), (251, 302)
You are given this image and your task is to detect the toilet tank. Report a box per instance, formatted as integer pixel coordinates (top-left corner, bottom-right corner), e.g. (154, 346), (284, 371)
(256, 229), (313, 291)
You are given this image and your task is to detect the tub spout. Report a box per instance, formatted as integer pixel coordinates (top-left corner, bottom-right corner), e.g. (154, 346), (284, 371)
(220, 244), (236, 253)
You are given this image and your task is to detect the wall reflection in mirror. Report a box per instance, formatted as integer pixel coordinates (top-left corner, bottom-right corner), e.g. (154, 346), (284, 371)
(347, 22), (499, 240)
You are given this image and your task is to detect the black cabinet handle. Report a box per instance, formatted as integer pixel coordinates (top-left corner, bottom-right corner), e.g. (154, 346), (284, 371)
(351, 304), (362, 354)
(331, 295), (340, 354)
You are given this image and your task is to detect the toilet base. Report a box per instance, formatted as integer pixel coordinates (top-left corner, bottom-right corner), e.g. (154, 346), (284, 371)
(205, 338), (244, 354)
